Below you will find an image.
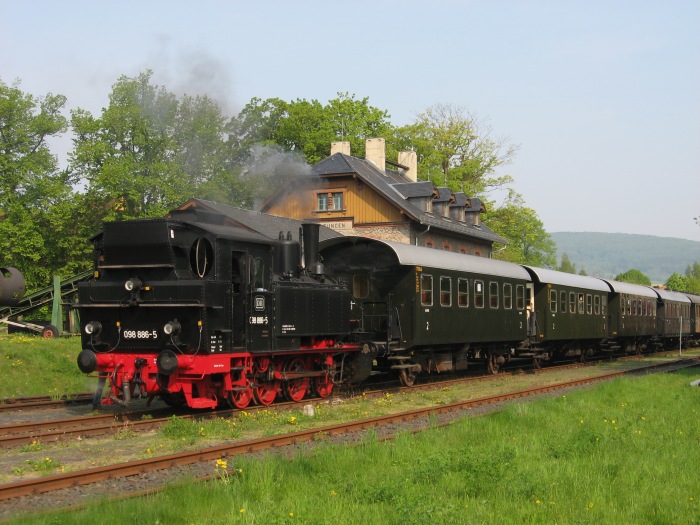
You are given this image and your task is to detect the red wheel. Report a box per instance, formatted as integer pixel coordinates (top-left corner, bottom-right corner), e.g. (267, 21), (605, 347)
(228, 387), (253, 409)
(313, 374), (334, 398)
(254, 381), (279, 406)
(283, 357), (310, 402)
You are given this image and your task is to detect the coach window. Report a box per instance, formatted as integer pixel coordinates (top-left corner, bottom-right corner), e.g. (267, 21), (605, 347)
(458, 278), (469, 307)
(489, 282), (499, 309)
(549, 290), (557, 313)
(474, 280), (485, 308)
(578, 293), (584, 314)
(503, 283), (513, 309)
(594, 295), (601, 315)
(420, 274), (433, 306)
(569, 292), (576, 313)
(440, 276), (452, 307)
(602, 296), (607, 316)
(586, 294), (592, 315)
(516, 284), (525, 310)
(352, 275), (369, 298)
(560, 291), (567, 314)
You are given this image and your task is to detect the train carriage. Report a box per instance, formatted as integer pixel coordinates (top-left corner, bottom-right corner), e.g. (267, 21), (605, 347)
(600, 279), (658, 354)
(521, 266), (609, 362)
(654, 288), (692, 347)
(686, 293), (700, 345)
(320, 237), (532, 381)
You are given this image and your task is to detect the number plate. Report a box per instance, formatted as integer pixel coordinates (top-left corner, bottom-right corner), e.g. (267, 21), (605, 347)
(123, 329), (159, 340)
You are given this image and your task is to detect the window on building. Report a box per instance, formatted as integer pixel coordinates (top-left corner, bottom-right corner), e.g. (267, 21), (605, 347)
(317, 193), (328, 211)
(420, 274), (433, 306)
(474, 280), (484, 308)
(425, 198), (433, 213)
(424, 239), (435, 249)
(458, 278), (469, 307)
(316, 191), (344, 211)
(332, 192), (343, 210)
(442, 242), (451, 251)
(489, 282), (499, 309)
(440, 276), (452, 307)
(503, 283), (513, 310)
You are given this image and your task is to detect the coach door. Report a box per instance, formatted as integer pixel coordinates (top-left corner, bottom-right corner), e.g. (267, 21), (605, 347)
(526, 283), (538, 338)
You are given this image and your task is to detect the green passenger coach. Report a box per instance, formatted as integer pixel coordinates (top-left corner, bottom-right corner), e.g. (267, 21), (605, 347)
(521, 266), (609, 363)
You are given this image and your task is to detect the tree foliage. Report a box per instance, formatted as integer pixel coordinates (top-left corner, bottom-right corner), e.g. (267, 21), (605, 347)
(487, 190), (556, 267)
(0, 78), (81, 289)
(666, 262), (700, 293)
(614, 269), (652, 285)
(391, 104), (518, 195)
(70, 71), (254, 235)
(2, 74), (560, 291)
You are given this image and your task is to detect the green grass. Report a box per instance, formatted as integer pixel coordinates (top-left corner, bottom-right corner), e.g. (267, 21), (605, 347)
(10, 368), (700, 524)
(0, 333), (87, 399)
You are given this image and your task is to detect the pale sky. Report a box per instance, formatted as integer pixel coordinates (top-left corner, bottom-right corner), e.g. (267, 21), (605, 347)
(2, 0), (699, 241)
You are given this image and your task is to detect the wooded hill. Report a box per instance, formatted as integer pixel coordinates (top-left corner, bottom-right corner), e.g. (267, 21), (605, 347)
(550, 232), (700, 284)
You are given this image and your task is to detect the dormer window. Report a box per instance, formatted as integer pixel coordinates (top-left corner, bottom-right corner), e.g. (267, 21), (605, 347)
(425, 198), (433, 213)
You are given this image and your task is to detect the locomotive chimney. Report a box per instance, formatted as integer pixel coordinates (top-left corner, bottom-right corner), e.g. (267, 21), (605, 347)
(301, 223), (324, 275)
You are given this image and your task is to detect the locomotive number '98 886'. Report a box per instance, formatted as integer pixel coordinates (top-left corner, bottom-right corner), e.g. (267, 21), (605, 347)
(75, 214), (372, 410)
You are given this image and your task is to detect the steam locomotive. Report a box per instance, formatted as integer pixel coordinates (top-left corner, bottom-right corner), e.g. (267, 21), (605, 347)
(73, 210), (699, 409)
(75, 213), (371, 410)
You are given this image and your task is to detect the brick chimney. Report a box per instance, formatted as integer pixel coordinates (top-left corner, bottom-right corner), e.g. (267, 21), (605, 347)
(398, 151), (418, 182)
(365, 138), (386, 172)
(331, 141), (350, 155)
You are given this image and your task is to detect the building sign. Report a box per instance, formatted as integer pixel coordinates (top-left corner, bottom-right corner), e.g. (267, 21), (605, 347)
(322, 219), (353, 230)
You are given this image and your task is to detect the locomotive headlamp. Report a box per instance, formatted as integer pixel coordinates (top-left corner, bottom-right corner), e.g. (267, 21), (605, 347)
(163, 320), (181, 336)
(124, 277), (142, 292)
(85, 321), (102, 336)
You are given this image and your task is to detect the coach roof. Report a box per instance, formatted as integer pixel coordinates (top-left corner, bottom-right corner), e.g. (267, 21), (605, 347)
(319, 236), (531, 280)
(522, 266), (610, 292)
(600, 279), (659, 298)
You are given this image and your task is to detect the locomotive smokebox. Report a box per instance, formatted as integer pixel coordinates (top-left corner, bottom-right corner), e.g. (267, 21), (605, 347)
(301, 223), (324, 275)
(273, 232), (301, 278)
(0, 267), (25, 306)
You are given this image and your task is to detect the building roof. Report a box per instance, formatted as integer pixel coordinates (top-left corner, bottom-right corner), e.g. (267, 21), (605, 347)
(171, 199), (343, 242)
(310, 153), (506, 244)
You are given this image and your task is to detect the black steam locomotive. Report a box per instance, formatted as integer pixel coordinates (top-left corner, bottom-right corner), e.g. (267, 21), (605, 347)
(75, 213), (371, 409)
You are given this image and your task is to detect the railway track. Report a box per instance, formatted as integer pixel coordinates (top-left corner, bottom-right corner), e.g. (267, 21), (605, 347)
(0, 393), (94, 412)
(0, 356), (696, 506)
(1, 350), (695, 450)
